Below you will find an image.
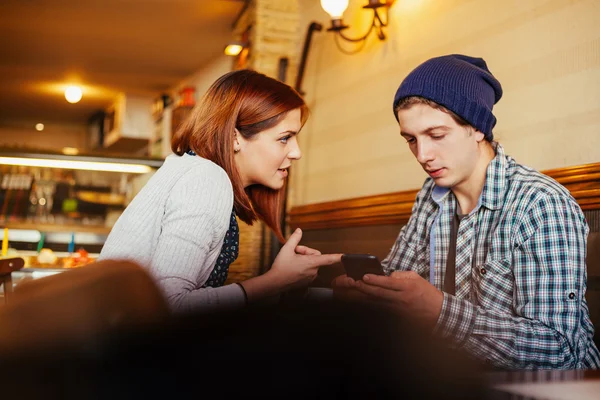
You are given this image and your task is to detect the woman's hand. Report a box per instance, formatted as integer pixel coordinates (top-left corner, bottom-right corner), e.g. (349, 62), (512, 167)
(240, 228), (341, 301)
(269, 228), (342, 289)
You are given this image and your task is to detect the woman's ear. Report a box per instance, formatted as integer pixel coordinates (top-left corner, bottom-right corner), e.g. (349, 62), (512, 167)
(233, 129), (242, 153)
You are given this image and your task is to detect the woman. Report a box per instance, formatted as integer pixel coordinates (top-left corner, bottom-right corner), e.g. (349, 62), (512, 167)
(99, 69), (341, 313)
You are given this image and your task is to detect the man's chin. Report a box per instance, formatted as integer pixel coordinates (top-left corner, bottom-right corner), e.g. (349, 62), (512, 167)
(432, 177), (453, 188)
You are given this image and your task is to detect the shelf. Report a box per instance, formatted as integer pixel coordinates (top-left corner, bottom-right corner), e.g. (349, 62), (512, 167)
(3, 222), (112, 235)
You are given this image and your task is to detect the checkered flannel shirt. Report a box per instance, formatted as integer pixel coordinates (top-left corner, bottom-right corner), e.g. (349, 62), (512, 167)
(382, 144), (600, 369)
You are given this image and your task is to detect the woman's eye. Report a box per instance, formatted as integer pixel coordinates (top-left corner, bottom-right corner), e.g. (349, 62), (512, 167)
(279, 135), (291, 144)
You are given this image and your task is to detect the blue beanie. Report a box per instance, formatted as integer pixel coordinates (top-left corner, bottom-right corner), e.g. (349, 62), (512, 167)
(392, 54), (503, 141)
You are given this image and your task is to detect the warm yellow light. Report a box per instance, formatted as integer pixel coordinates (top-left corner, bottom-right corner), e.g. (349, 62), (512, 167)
(321, 0), (349, 18)
(0, 157), (152, 174)
(35, 123), (44, 131)
(65, 85), (83, 103)
(62, 147), (79, 155)
(224, 44), (243, 56)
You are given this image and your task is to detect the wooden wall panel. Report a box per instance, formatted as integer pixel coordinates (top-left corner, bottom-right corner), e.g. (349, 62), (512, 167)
(289, 162), (600, 231)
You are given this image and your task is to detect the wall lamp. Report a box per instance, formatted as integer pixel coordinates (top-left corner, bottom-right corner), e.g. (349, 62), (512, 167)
(320, 0), (394, 53)
(294, 1), (394, 95)
(224, 42), (245, 57)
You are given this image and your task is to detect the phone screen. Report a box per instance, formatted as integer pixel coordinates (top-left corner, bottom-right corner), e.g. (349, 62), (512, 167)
(341, 254), (384, 281)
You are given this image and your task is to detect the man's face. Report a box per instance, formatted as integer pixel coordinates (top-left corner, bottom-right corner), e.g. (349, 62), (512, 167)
(397, 103), (486, 190)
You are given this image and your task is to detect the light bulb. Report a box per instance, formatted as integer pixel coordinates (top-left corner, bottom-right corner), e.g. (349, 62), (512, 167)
(320, 0), (349, 19)
(65, 85), (82, 103)
(224, 44), (243, 56)
(35, 123), (44, 131)
(62, 147), (79, 155)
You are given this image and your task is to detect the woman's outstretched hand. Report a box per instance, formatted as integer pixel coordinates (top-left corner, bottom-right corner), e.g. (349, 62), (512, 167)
(240, 228), (342, 301)
(270, 228), (342, 289)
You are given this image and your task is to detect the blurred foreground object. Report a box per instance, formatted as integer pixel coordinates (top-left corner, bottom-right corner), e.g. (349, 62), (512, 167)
(0, 259), (168, 353)
(0, 299), (484, 399)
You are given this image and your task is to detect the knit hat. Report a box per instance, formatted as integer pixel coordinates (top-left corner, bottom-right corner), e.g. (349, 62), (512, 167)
(392, 54), (503, 141)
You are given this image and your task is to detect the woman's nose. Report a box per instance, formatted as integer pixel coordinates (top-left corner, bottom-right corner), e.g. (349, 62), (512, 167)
(288, 137), (302, 160)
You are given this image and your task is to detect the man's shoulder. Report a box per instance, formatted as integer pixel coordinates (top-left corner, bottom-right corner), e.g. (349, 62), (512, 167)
(506, 159), (573, 203)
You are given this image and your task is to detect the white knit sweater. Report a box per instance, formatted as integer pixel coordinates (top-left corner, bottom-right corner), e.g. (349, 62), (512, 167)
(99, 153), (245, 313)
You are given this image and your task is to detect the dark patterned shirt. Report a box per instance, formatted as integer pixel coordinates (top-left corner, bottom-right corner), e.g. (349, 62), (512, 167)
(185, 150), (239, 288)
(202, 209), (239, 288)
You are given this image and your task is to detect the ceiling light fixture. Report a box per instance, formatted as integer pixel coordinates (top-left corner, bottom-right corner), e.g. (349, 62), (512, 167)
(35, 123), (44, 131)
(0, 151), (163, 174)
(65, 85), (83, 103)
(0, 157), (152, 174)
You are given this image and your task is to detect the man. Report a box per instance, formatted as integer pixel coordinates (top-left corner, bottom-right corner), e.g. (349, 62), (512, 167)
(334, 54), (600, 369)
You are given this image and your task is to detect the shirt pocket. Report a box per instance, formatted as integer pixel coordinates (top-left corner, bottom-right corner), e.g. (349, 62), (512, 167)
(471, 258), (514, 312)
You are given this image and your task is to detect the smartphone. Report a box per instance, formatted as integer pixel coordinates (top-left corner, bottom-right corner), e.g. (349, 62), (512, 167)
(341, 254), (385, 281)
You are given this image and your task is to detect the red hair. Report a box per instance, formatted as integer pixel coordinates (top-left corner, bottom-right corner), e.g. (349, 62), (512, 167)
(172, 69), (308, 243)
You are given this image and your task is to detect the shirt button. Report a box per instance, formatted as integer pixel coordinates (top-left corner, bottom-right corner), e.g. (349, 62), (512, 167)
(568, 292), (575, 300)
(480, 268), (487, 275)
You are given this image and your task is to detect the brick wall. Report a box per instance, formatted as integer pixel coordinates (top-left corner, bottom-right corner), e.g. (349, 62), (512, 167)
(226, 0), (301, 283)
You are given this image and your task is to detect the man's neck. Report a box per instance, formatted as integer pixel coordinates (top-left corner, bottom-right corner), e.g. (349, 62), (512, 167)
(452, 143), (496, 215)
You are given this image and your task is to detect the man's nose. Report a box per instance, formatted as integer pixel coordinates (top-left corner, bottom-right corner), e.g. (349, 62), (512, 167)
(415, 140), (434, 164)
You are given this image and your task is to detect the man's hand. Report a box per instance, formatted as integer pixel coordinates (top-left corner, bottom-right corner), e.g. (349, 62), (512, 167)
(242, 229), (342, 302)
(354, 271), (444, 328)
(331, 274), (382, 304)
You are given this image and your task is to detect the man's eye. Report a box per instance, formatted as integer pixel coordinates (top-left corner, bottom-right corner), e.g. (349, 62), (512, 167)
(405, 137), (416, 144)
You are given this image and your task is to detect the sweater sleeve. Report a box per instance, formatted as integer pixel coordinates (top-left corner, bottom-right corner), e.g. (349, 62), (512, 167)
(149, 165), (246, 313)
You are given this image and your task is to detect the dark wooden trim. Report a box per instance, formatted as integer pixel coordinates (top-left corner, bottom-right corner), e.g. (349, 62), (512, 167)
(544, 163), (600, 210)
(289, 162), (600, 231)
(289, 190), (419, 230)
(584, 210), (600, 232)
(231, 0), (251, 29)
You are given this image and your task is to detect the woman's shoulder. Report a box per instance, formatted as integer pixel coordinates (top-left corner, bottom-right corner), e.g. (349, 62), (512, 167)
(164, 154), (233, 191)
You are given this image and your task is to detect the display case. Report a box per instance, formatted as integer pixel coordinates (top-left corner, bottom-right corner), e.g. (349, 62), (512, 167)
(0, 149), (163, 302)
(0, 227), (106, 303)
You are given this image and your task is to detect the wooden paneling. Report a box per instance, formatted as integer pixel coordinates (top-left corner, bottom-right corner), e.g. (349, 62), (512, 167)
(225, 219), (267, 284)
(289, 162), (600, 231)
(289, 190), (419, 230)
(544, 164), (600, 210)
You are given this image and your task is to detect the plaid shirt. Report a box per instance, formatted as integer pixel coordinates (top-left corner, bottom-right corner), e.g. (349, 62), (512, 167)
(382, 144), (600, 369)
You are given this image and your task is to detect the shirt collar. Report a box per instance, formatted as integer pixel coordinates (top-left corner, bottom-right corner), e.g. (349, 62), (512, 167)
(430, 143), (507, 211)
(479, 143), (507, 211)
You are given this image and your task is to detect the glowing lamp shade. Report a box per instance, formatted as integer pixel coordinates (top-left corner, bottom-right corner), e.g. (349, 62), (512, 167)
(321, 0), (349, 18)
(224, 44), (243, 56)
(65, 85), (83, 103)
